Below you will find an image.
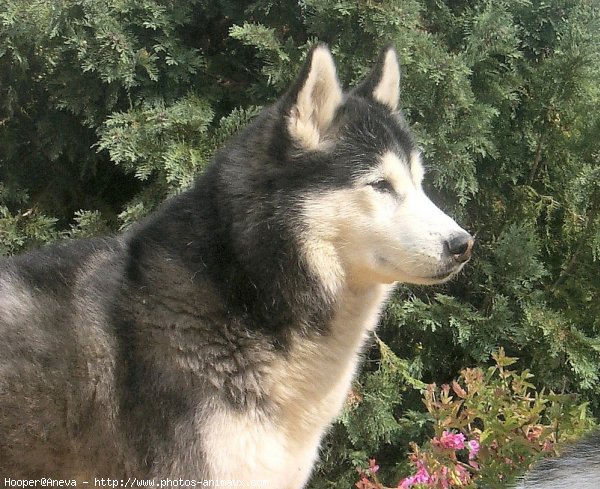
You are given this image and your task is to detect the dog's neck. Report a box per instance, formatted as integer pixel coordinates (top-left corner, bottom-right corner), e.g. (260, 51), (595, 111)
(264, 281), (392, 444)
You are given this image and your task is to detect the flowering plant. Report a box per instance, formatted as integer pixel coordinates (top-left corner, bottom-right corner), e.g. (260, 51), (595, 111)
(355, 349), (593, 488)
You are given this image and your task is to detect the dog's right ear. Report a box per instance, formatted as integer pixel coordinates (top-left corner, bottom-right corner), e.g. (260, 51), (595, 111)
(284, 44), (343, 150)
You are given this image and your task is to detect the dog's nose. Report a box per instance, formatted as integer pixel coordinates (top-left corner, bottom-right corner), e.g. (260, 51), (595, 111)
(445, 233), (474, 263)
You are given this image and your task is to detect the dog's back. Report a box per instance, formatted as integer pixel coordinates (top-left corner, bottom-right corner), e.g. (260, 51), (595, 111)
(0, 238), (129, 476)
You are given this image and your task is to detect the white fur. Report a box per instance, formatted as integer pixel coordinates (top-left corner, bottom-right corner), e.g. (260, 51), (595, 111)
(287, 46), (343, 149)
(373, 49), (400, 110)
(201, 409), (288, 485)
(409, 149), (425, 184)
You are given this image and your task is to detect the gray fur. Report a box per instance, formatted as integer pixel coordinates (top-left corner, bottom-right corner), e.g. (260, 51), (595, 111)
(516, 432), (600, 489)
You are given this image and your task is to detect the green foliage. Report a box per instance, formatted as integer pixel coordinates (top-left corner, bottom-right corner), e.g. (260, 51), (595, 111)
(344, 337), (426, 449)
(1, 0), (600, 486)
(67, 210), (110, 239)
(0, 205), (58, 255)
(229, 22), (291, 87)
(99, 95), (215, 185)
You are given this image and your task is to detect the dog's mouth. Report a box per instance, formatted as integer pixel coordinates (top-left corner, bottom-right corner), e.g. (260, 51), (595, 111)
(426, 256), (474, 283)
(431, 270), (456, 281)
(429, 257), (471, 281)
(428, 269), (460, 283)
(378, 255), (468, 285)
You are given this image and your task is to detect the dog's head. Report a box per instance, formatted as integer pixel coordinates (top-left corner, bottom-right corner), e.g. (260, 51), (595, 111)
(281, 44), (473, 288)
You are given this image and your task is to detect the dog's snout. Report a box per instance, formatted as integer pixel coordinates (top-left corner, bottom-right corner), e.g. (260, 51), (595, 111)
(445, 233), (474, 263)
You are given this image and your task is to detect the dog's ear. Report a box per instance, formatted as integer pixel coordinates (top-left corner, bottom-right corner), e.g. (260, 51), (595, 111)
(354, 45), (400, 111)
(284, 44), (343, 149)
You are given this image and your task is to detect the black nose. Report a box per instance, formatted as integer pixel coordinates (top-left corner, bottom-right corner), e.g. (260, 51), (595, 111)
(445, 233), (474, 263)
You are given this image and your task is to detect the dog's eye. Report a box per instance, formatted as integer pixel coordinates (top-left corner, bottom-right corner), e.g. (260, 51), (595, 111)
(369, 180), (395, 193)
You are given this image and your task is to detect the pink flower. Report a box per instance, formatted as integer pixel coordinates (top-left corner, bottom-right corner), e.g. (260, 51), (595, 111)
(436, 431), (466, 450)
(527, 425), (543, 442)
(412, 463), (431, 485)
(467, 439), (480, 460)
(542, 440), (554, 452)
(398, 461), (430, 488)
(398, 476), (415, 488)
(414, 461), (430, 482)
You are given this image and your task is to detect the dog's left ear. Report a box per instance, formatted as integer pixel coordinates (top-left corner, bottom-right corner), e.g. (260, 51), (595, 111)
(354, 46), (400, 111)
(284, 44), (343, 149)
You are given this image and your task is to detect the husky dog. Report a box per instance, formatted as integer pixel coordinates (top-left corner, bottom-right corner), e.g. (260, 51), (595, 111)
(516, 432), (600, 489)
(0, 45), (473, 486)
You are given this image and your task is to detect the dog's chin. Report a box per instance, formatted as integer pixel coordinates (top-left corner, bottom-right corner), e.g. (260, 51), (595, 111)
(395, 265), (465, 286)
(400, 273), (454, 286)
(373, 256), (466, 285)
